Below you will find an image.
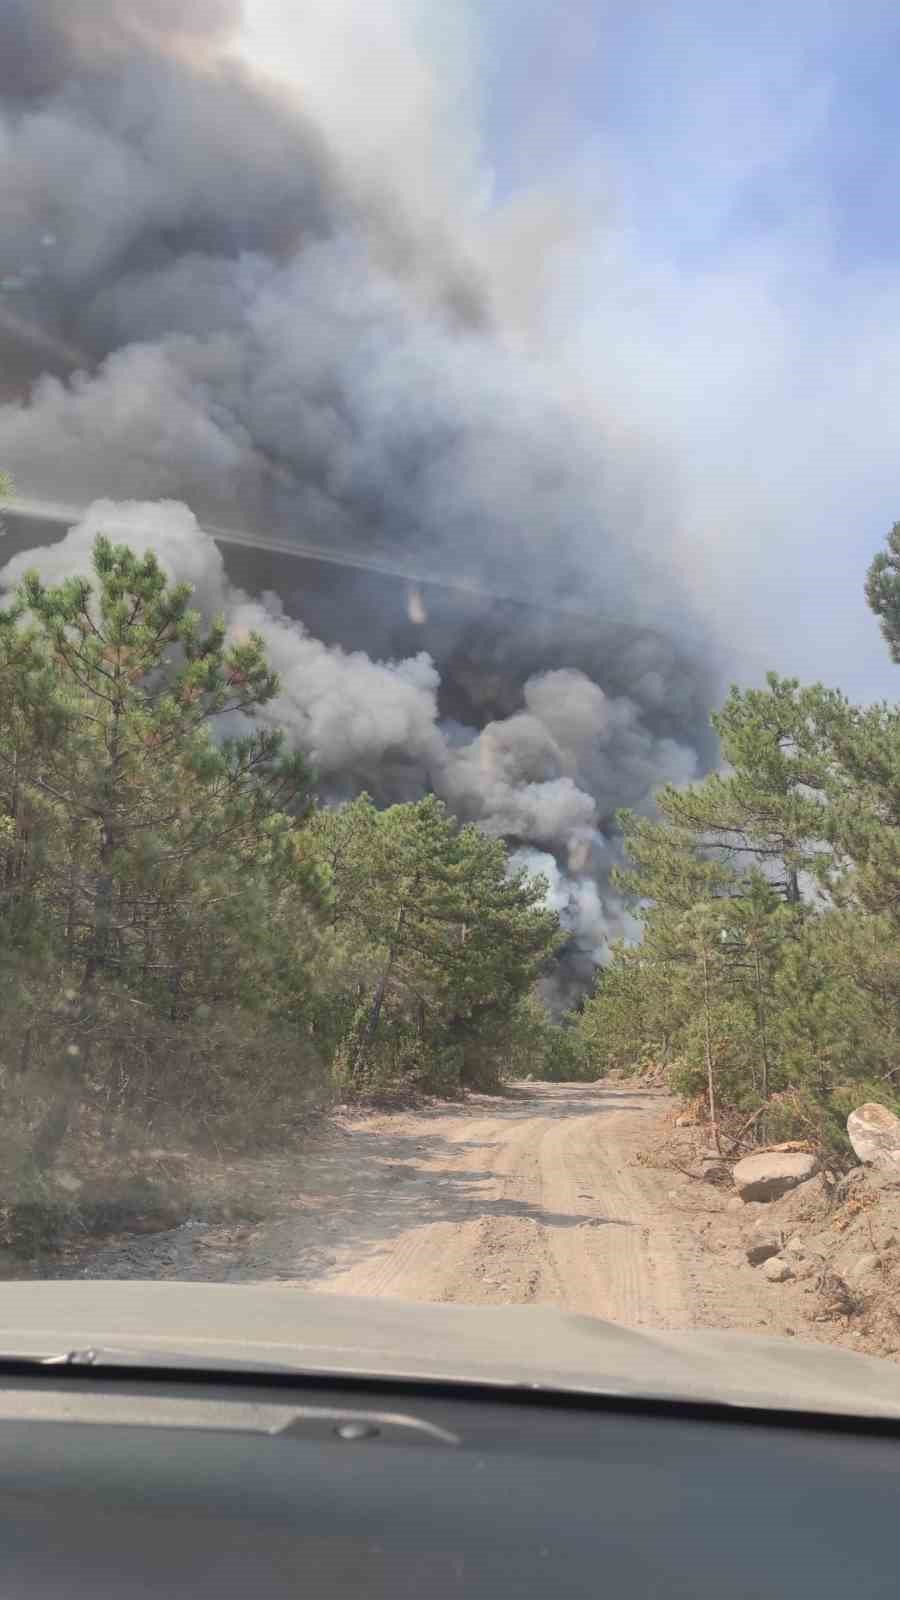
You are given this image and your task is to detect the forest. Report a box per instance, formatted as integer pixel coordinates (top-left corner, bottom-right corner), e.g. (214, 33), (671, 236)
(3, 471), (900, 1207)
(0, 500), (569, 1195)
(580, 521), (900, 1156)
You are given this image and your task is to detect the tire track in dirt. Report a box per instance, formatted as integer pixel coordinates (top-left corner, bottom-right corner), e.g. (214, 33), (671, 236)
(51, 1084), (696, 1330)
(282, 1084), (692, 1326)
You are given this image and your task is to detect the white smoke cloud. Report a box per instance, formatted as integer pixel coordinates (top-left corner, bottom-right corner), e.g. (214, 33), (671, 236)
(508, 844), (641, 983)
(236, 0), (483, 247)
(0, 496), (231, 608)
(231, 592), (445, 781)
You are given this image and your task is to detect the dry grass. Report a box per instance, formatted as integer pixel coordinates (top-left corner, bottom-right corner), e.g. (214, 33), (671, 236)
(0, 967), (334, 1261)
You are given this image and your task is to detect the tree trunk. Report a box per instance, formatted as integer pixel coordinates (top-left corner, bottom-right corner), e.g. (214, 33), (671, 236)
(701, 947), (721, 1153)
(65, 865), (76, 959)
(82, 682), (124, 999)
(351, 888), (414, 1082)
(754, 949), (771, 1104)
(30, 995), (90, 1171)
(17, 1024), (33, 1077)
(80, 857), (113, 998)
(5, 746), (19, 892)
(59, 717), (123, 1151)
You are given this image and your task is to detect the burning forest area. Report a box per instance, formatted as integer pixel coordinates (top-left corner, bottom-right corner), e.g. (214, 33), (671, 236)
(0, 1), (898, 1369)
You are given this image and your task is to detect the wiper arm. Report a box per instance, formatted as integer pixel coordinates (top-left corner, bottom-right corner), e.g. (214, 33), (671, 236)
(43, 1348), (108, 1367)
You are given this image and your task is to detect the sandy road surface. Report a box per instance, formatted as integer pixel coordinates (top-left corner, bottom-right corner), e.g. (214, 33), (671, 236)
(58, 1084), (729, 1330)
(286, 1083), (690, 1323)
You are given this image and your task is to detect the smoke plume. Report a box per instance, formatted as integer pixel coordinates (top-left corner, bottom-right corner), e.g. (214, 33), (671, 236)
(0, 1), (721, 983)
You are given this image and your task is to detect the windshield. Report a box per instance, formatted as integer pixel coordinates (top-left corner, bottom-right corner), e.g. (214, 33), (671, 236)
(0, 0), (898, 1404)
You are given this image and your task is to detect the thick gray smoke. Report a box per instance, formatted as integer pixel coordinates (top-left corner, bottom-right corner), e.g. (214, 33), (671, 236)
(0, 1), (720, 986)
(0, 500), (697, 994)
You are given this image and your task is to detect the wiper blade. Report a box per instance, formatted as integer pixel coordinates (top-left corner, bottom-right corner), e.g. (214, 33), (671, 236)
(0, 1348), (296, 1375)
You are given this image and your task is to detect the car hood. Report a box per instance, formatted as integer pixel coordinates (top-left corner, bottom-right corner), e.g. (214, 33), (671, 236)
(0, 1281), (897, 1421)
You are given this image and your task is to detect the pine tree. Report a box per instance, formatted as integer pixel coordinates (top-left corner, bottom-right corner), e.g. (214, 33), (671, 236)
(659, 675), (835, 904)
(813, 698), (900, 925)
(866, 519), (900, 664)
(577, 946), (659, 1074)
(310, 794), (561, 1092)
(715, 877), (795, 1105)
(614, 809), (739, 913)
(0, 534), (317, 1162)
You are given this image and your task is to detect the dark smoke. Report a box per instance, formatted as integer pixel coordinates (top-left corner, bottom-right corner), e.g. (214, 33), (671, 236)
(0, 1), (721, 984)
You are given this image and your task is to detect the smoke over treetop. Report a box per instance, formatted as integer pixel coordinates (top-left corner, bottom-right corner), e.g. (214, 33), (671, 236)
(0, 0), (720, 974)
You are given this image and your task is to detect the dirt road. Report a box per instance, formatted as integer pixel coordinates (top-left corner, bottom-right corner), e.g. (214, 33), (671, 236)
(59, 1083), (759, 1331)
(53, 1082), (885, 1355)
(287, 1083), (690, 1322)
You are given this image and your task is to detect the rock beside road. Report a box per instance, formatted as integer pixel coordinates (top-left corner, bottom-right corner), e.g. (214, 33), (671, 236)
(847, 1103), (900, 1172)
(768, 1172), (834, 1227)
(699, 1159), (731, 1186)
(763, 1256), (794, 1282)
(847, 1252), (882, 1288)
(747, 1236), (781, 1266)
(732, 1150), (818, 1203)
(662, 1099), (900, 1358)
(779, 1237), (823, 1280)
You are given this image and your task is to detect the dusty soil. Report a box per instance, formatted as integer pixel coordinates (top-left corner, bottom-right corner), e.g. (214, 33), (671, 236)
(47, 1082), (823, 1343)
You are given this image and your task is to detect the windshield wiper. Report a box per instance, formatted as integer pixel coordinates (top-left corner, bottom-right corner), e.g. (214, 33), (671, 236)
(0, 1348), (295, 1374)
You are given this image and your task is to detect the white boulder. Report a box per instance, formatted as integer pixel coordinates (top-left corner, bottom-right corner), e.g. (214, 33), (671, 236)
(846, 1104), (900, 1172)
(763, 1256), (794, 1283)
(732, 1151), (818, 1203)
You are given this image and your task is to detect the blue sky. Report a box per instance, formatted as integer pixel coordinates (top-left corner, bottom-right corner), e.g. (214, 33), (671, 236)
(480, 1), (900, 265)
(234, 2), (900, 700)
(462, 1), (900, 700)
